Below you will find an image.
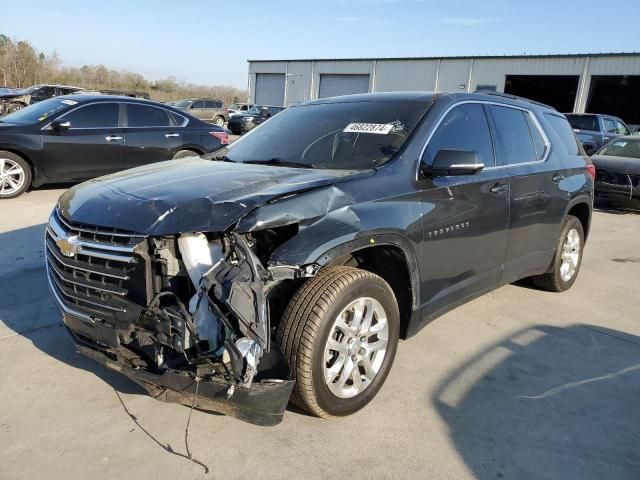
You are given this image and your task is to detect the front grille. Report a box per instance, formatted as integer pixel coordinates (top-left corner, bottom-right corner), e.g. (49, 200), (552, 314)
(45, 209), (149, 324)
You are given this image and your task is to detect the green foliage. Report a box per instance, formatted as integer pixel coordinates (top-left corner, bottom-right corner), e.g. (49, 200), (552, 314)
(0, 34), (247, 104)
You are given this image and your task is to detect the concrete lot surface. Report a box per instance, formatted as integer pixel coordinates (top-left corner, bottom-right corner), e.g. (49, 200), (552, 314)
(1, 188), (639, 480)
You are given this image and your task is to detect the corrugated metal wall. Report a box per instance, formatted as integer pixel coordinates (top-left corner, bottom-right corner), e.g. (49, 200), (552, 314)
(248, 55), (640, 112)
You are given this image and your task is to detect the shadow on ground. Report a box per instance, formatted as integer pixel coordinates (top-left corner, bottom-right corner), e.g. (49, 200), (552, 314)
(0, 223), (144, 396)
(432, 324), (640, 480)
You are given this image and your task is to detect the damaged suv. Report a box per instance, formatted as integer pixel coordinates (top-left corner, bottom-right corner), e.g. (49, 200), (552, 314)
(46, 92), (593, 426)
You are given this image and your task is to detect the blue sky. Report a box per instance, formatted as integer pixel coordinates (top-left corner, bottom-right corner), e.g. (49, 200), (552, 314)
(2, 0), (639, 88)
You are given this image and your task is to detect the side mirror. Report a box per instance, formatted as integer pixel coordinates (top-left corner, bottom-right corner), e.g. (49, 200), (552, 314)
(51, 119), (71, 132)
(423, 149), (484, 176)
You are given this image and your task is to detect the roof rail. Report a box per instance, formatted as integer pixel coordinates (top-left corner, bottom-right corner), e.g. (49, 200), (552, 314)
(481, 91), (556, 110)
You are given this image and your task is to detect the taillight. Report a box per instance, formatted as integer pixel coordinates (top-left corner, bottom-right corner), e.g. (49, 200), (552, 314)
(210, 131), (229, 145)
(586, 164), (596, 180)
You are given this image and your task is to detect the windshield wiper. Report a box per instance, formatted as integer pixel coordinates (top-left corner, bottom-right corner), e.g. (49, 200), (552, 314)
(243, 158), (309, 168)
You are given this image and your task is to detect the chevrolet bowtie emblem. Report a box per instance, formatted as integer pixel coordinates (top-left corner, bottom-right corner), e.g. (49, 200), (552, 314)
(56, 235), (81, 257)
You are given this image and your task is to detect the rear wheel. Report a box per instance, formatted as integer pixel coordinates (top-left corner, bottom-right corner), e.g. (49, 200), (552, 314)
(213, 116), (225, 127)
(171, 149), (199, 160)
(276, 266), (400, 418)
(531, 215), (584, 292)
(0, 151), (31, 199)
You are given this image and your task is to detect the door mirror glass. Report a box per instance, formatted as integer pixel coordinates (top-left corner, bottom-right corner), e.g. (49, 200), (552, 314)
(51, 119), (71, 132)
(425, 149), (484, 176)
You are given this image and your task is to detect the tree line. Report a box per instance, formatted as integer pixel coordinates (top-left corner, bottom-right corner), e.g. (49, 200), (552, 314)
(0, 34), (247, 104)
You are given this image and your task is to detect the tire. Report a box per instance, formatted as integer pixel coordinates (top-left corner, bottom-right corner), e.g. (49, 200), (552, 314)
(213, 116), (225, 127)
(531, 215), (584, 292)
(276, 266), (400, 418)
(7, 103), (25, 114)
(171, 149), (199, 160)
(0, 151), (31, 199)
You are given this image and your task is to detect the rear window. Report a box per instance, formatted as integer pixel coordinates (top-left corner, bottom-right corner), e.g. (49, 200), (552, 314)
(566, 115), (599, 132)
(545, 114), (580, 155)
(127, 104), (172, 127)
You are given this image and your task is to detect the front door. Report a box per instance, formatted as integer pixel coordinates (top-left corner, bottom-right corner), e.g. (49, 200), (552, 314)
(418, 103), (509, 316)
(122, 103), (183, 167)
(41, 102), (124, 181)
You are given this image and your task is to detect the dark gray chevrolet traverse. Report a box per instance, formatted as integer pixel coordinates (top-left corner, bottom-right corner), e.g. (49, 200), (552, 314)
(46, 92), (594, 425)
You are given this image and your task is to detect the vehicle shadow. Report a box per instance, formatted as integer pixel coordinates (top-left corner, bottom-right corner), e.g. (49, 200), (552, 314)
(431, 324), (640, 480)
(0, 223), (145, 396)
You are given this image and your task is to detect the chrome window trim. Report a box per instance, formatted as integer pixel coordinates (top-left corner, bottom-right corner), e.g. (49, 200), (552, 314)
(41, 100), (189, 131)
(416, 100), (552, 180)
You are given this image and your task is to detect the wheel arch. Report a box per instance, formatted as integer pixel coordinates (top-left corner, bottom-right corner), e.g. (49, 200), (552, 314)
(0, 148), (36, 186)
(308, 234), (420, 339)
(565, 198), (592, 240)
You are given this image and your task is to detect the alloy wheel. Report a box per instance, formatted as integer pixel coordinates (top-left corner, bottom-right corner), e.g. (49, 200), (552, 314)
(0, 158), (26, 196)
(560, 228), (581, 282)
(323, 297), (389, 399)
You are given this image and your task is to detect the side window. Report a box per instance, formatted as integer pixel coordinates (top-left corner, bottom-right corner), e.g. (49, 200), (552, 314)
(127, 104), (172, 127)
(424, 103), (495, 167)
(204, 100), (215, 109)
(615, 120), (630, 135)
(213, 101), (223, 108)
(544, 114), (580, 155)
(603, 118), (617, 133)
(168, 111), (187, 126)
(64, 103), (119, 129)
(525, 113), (547, 160)
(489, 105), (537, 165)
(192, 100), (205, 109)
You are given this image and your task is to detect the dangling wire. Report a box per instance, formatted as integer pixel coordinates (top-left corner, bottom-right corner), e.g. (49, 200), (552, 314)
(184, 376), (209, 474)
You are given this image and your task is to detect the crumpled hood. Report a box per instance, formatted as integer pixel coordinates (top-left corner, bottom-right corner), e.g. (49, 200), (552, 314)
(58, 158), (368, 235)
(591, 155), (640, 175)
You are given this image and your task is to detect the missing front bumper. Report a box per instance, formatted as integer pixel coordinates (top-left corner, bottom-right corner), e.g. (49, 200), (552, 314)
(63, 313), (294, 426)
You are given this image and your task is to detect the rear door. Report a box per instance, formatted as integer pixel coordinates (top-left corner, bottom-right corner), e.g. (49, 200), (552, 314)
(188, 100), (207, 121)
(419, 102), (509, 314)
(487, 104), (565, 282)
(122, 103), (184, 167)
(41, 102), (124, 180)
(602, 117), (620, 145)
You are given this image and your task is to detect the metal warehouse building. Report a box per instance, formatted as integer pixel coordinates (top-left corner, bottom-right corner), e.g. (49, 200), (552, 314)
(248, 53), (640, 127)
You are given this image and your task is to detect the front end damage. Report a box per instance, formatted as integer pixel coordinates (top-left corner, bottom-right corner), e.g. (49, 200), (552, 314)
(45, 209), (316, 426)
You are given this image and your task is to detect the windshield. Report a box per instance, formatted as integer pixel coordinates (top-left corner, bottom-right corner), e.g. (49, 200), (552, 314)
(0, 97), (76, 125)
(566, 115), (599, 131)
(218, 100), (429, 169)
(247, 106), (261, 115)
(174, 100), (192, 108)
(599, 139), (640, 159)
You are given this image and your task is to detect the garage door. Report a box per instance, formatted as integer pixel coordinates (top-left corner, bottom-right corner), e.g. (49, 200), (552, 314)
(587, 76), (640, 129)
(504, 75), (580, 112)
(255, 73), (285, 106)
(319, 74), (370, 98)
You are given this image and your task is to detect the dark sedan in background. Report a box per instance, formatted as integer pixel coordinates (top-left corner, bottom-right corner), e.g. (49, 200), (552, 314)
(0, 95), (228, 198)
(227, 105), (284, 134)
(592, 136), (640, 210)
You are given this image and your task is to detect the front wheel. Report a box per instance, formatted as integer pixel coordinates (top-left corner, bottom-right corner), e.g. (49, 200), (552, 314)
(7, 103), (25, 114)
(531, 215), (584, 292)
(276, 266), (400, 418)
(0, 151), (31, 199)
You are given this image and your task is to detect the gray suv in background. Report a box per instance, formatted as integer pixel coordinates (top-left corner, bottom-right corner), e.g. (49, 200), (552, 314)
(174, 98), (229, 127)
(565, 113), (631, 155)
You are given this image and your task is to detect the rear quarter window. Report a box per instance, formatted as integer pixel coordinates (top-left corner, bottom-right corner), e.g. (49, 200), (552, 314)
(545, 114), (580, 155)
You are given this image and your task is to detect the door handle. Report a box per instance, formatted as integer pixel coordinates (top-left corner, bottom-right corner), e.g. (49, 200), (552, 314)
(105, 135), (123, 141)
(490, 183), (508, 194)
(165, 133), (180, 138)
(552, 173), (565, 183)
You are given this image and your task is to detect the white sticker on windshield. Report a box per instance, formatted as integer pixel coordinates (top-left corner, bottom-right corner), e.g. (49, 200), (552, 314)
(344, 123), (393, 135)
(61, 99), (78, 105)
